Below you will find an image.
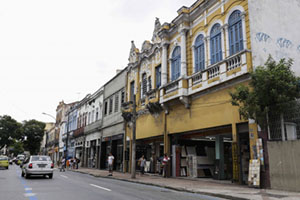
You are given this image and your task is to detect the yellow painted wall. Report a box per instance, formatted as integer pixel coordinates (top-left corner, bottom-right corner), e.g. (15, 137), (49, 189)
(167, 83), (248, 134)
(136, 112), (164, 140)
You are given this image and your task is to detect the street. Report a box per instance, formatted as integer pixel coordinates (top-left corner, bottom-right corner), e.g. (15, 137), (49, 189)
(0, 165), (225, 200)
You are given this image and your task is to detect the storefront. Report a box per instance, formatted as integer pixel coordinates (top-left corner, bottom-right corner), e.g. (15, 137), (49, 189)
(135, 136), (164, 174)
(100, 134), (124, 171)
(169, 123), (250, 184)
(74, 136), (84, 166)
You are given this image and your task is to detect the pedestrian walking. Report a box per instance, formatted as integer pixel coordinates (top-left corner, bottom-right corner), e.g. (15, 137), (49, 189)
(60, 157), (65, 172)
(75, 157), (80, 169)
(69, 158), (73, 170)
(139, 155), (146, 175)
(162, 153), (170, 178)
(107, 153), (114, 176)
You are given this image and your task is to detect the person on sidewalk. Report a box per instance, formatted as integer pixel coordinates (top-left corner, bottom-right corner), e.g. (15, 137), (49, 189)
(162, 153), (170, 178)
(139, 155), (146, 176)
(60, 157), (65, 172)
(75, 157), (80, 169)
(107, 152), (114, 176)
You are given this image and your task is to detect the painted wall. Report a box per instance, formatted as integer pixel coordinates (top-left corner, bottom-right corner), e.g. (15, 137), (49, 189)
(136, 112), (164, 140)
(167, 84), (245, 134)
(248, 0), (300, 74)
(268, 140), (300, 192)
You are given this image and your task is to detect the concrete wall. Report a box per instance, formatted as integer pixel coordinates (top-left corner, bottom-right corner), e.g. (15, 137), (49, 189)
(248, 0), (300, 74)
(268, 140), (300, 192)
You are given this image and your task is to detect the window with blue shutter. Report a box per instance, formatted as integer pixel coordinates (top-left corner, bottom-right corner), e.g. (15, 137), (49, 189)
(210, 23), (222, 65)
(194, 34), (205, 72)
(228, 10), (243, 56)
(171, 46), (181, 81)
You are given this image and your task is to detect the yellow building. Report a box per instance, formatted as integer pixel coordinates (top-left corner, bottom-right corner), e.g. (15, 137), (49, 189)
(124, 0), (259, 185)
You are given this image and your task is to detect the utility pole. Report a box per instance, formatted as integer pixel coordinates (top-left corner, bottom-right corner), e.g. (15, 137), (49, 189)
(65, 114), (70, 167)
(131, 94), (136, 179)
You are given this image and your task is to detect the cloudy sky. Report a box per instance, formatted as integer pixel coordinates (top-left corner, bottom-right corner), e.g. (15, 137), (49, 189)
(0, 0), (196, 123)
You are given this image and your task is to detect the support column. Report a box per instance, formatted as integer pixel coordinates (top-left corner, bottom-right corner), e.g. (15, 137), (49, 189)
(205, 36), (211, 66)
(163, 112), (169, 155)
(180, 29), (187, 78)
(224, 24), (229, 57)
(221, 25), (226, 60)
(161, 40), (169, 86)
(215, 135), (225, 180)
(232, 123), (239, 182)
(241, 12), (247, 50)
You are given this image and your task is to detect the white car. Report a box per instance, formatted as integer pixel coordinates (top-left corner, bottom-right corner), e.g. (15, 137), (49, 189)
(21, 156), (54, 179)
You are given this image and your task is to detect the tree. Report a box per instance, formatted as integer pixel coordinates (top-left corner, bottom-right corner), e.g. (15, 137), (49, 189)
(22, 120), (45, 155)
(230, 56), (300, 127)
(0, 115), (22, 150)
(9, 140), (24, 156)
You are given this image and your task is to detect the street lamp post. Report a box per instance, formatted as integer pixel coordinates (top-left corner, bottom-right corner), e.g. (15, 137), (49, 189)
(42, 112), (56, 122)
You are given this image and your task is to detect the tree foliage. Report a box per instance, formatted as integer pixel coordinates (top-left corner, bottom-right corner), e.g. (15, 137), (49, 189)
(230, 56), (300, 127)
(0, 115), (22, 150)
(9, 141), (24, 156)
(22, 120), (45, 155)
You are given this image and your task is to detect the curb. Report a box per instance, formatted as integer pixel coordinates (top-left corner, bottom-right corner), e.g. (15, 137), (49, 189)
(70, 170), (249, 200)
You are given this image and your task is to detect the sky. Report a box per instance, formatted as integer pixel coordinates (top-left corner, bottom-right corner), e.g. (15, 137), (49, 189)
(0, 0), (196, 123)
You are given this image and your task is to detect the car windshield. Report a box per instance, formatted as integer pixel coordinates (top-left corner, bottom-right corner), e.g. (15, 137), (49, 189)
(31, 156), (50, 162)
(0, 156), (8, 161)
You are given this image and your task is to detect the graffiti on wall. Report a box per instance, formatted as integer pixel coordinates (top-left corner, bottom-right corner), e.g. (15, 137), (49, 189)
(277, 38), (293, 49)
(255, 32), (300, 59)
(256, 32), (272, 43)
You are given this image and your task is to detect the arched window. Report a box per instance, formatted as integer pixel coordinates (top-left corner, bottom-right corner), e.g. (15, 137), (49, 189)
(228, 10), (243, 55)
(194, 34), (205, 72)
(171, 46), (181, 81)
(210, 23), (222, 65)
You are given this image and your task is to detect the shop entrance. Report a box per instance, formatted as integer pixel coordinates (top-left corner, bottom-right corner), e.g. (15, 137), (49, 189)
(172, 126), (233, 180)
(237, 123), (250, 185)
(136, 137), (164, 174)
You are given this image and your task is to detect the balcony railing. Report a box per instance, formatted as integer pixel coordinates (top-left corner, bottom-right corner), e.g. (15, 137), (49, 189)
(191, 71), (202, 85)
(73, 127), (84, 138)
(84, 120), (102, 134)
(227, 53), (242, 71)
(165, 80), (179, 94)
(188, 50), (249, 89)
(146, 89), (157, 100)
(207, 65), (220, 79)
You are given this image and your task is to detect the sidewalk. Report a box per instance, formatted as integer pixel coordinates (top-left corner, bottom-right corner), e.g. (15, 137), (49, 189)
(68, 167), (300, 200)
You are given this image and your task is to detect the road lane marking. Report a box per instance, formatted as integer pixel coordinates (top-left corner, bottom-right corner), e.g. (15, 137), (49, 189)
(25, 188), (32, 191)
(24, 193), (36, 197)
(60, 175), (68, 179)
(90, 184), (111, 192)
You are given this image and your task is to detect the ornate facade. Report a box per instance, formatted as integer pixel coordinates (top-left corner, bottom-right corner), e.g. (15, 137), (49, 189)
(124, 0), (258, 184)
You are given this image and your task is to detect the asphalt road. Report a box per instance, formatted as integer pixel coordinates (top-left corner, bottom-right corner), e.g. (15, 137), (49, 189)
(0, 165), (226, 200)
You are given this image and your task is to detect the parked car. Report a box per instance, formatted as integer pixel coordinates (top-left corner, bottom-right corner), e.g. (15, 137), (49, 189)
(21, 155), (54, 179)
(0, 156), (9, 169)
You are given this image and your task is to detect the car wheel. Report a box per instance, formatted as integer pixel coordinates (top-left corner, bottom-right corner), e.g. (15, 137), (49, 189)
(6, 166), (9, 170)
(25, 173), (30, 179)
(48, 174), (53, 179)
